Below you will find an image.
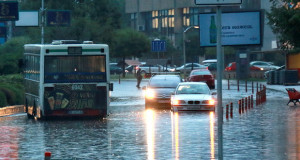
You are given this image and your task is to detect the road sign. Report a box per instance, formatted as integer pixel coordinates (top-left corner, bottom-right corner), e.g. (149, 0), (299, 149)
(151, 40), (166, 52)
(47, 10), (71, 26)
(195, 0), (242, 5)
(0, 1), (19, 21)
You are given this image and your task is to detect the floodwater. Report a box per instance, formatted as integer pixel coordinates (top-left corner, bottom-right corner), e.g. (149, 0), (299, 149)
(0, 80), (299, 160)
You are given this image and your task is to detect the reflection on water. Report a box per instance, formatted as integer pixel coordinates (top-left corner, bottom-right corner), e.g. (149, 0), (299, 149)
(210, 112), (215, 159)
(2, 98), (297, 159)
(145, 109), (155, 160)
(287, 107), (300, 160)
(0, 126), (20, 159)
(171, 112), (179, 160)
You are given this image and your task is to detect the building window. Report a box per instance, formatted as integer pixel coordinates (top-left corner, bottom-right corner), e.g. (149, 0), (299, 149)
(183, 7), (200, 27)
(131, 13), (136, 20)
(152, 11), (159, 29)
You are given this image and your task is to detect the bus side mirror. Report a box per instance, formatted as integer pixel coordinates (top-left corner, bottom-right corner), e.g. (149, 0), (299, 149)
(109, 83), (113, 91)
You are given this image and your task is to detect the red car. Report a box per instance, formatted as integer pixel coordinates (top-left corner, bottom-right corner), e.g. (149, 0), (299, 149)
(186, 69), (215, 89)
(225, 62), (262, 71)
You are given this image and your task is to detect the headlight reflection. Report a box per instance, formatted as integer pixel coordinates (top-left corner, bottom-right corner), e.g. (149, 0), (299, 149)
(145, 109), (155, 160)
(171, 111), (179, 160)
(210, 111), (215, 159)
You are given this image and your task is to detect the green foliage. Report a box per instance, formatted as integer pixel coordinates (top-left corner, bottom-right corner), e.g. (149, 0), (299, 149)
(17, 0), (122, 44)
(112, 29), (150, 58)
(0, 74), (24, 107)
(0, 37), (31, 75)
(267, 0), (300, 51)
(0, 91), (7, 107)
(0, 87), (16, 106)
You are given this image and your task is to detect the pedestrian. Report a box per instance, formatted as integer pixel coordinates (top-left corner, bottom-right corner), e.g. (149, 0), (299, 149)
(136, 67), (143, 88)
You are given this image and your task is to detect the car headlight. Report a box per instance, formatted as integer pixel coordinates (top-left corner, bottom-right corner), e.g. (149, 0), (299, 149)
(145, 89), (155, 99)
(260, 68), (264, 71)
(203, 99), (215, 105)
(169, 68), (175, 72)
(172, 99), (180, 105)
(209, 99), (215, 105)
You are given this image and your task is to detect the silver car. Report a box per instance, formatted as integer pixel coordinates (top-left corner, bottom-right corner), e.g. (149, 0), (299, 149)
(169, 63), (207, 73)
(144, 74), (182, 108)
(250, 61), (280, 71)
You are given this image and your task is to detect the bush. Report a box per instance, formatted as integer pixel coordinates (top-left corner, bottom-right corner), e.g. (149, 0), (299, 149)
(0, 84), (24, 105)
(0, 87), (16, 106)
(0, 91), (7, 107)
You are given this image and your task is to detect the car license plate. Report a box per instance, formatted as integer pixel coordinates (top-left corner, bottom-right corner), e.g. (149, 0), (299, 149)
(158, 100), (170, 103)
(68, 110), (83, 114)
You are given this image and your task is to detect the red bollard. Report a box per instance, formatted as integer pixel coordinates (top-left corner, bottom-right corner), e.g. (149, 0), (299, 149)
(248, 96), (251, 109)
(230, 102), (233, 118)
(256, 93), (258, 106)
(237, 80), (240, 91)
(226, 104), (229, 119)
(242, 98), (244, 113)
(228, 78), (230, 90)
(260, 84), (262, 91)
(252, 81), (254, 94)
(245, 80), (247, 92)
(45, 152), (51, 160)
(238, 100), (241, 114)
(245, 97), (248, 111)
(250, 95), (253, 108)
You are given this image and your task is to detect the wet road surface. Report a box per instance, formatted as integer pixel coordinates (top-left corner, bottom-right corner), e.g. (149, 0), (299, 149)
(0, 80), (299, 160)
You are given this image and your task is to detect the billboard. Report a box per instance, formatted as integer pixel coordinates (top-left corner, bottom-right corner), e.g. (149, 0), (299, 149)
(0, 1), (18, 21)
(199, 11), (261, 47)
(15, 11), (39, 26)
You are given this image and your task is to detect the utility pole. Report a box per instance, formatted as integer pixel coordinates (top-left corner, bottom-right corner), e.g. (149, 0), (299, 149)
(41, 0), (45, 44)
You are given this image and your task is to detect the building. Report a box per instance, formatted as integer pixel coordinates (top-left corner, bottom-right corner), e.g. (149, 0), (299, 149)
(125, 0), (278, 64)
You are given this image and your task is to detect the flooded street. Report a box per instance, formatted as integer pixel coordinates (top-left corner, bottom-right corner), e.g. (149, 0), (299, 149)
(0, 80), (299, 159)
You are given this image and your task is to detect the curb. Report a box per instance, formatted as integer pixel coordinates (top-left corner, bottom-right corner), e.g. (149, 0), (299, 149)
(0, 105), (24, 117)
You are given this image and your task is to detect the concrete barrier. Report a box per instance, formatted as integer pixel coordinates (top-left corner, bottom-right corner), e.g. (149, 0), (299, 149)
(0, 105), (25, 117)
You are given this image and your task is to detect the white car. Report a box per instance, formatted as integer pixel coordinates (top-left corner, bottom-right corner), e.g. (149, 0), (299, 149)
(171, 82), (216, 111)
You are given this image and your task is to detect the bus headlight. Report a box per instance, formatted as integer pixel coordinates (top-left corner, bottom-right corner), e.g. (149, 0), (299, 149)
(145, 89), (155, 99)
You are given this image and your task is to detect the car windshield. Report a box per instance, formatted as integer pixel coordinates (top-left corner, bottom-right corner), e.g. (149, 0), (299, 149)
(149, 76), (181, 88)
(176, 84), (210, 94)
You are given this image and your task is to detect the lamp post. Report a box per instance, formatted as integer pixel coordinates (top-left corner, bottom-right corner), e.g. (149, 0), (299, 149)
(183, 26), (199, 79)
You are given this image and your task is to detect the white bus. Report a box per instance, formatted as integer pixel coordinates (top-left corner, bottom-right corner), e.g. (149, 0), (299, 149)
(24, 40), (113, 119)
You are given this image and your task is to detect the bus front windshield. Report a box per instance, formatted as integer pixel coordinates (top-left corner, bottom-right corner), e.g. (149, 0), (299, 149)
(45, 55), (106, 83)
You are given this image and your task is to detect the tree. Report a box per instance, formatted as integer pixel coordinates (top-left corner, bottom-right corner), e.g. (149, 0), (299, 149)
(18, 0), (122, 44)
(0, 37), (31, 74)
(267, 0), (300, 52)
(111, 29), (150, 77)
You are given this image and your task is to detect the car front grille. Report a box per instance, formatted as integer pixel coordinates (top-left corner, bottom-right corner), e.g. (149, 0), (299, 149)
(188, 101), (200, 104)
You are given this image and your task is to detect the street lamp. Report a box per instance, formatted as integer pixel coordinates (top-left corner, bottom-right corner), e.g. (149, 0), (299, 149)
(183, 26), (199, 79)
